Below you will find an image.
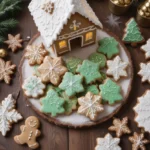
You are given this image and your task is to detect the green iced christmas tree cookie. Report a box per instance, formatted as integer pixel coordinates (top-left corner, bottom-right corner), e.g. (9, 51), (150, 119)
(59, 72), (84, 97)
(123, 18), (144, 46)
(85, 84), (99, 95)
(99, 79), (123, 105)
(76, 60), (102, 84)
(88, 52), (106, 69)
(98, 37), (119, 59)
(41, 89), (65, 117)
(65, 57), (82, 74)
(61, 92), (78, 115)
(47, 84), (64, 96)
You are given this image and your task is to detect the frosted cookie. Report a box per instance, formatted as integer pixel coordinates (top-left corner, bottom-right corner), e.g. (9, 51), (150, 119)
(134, 90), (150, 133)
(41, 89), (65, 117)
(25, 43), (48, 66)
(122, 18), (145, 47)
(65, 57), (82, 74)
(95, 133), (121, 150)
(85, 84), (99, 95)
(0, 94), (23, 136)
(0, 58), (16, 84)
(129, 132), (149, 150)
(138, 62), (150, 83)
(98, 37), (119, 59)
(22, 76), (46, 98)
(59, 72), (84, 97)
(99, 79), (123, 105)
(14, 116), (41, 149)
(106, 56), (128, 81)
(108, 117), (131, 137)
(38, 56), (67, 85)
(76, 60), (102, 84)
(33, 65), (40, 77)
(88, 52), (106, 69)
(140, 39), (150, 60)
(78, 92), (104, 121)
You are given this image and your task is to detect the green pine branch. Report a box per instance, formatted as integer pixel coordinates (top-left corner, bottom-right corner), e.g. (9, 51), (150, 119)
(0, 36), (5, 44)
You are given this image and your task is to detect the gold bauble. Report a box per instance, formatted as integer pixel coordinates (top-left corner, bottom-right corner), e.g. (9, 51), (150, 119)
(0, 49), (7, 58)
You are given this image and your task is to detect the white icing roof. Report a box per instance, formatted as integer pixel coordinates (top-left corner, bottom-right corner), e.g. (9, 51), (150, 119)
(28, 0), (103, 47)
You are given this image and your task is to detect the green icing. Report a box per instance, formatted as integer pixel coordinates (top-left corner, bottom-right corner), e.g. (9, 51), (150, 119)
(88, 52), (106, 69)
(61, 92), (77, 115)
(59, 72), (84, 97)
(33, 65), (40, 77)
(99, 79), (123, 105)
(76, 60), (102, 84)
(99, 72), (107, 82)
(65, 57), (82, 74)
(41, 89), (65, 117)
(123, 18), (144, 43)
(98, 37), (119, 59)
(85, 84), (99, 95)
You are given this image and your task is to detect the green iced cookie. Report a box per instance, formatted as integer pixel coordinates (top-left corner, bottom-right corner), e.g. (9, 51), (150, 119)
(61, 92), (78, 115)
(99, 79), (123, 105)
(85, 84), (99, 95)
(47, 84), (64, 96)
(76, 60), (102, 84)
(98, 37), (119, 59)
(99, 72), (107, 82)
(88, 52), (106, 68)
(33, 65), (40, 77)
(65, 57), (82, 74)
(59, 72), (84, 97)
(41, 89), (65, 117)
(123, 18), (144, 43)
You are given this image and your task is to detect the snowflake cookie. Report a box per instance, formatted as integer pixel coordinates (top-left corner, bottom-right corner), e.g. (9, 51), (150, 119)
(95, 133), (121, 150)
(0, 58), (16, 84)
(76, 60), (102, 84)
(138, 62), (150, 83)
(134, 90), (150, 133)
(108, 117), (131, 137)
(106, 56), (128, 81)
(129, 132), (149, 150)
(38, 56), (67, 85)
(22, 76), (46, 98)
(99, 79), (123, 105)
(78, 92), (104, 121)
(25, 43), (48, 66)
(0, 94), (23, 136)
(140, 39), (150, 60)
(59, 72), (84, 97)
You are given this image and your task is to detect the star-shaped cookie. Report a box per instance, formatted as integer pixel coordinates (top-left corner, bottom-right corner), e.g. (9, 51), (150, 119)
(107, 56), (128, 81)
(4, 34), (23, 52)
(129, 132), (149, 150)
(140, 39), (150, 59)
(78, 92), (104, 121)
(108, 117), (131, 137)
(38, 56), (67, 85)
(25, 43), (48, 66)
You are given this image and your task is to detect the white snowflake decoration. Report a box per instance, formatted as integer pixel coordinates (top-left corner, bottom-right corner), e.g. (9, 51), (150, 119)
(0, 94), (22, 136)
(141, 39), (150, 59)
(22, 76), (46, 98)
(138, 63), (150, 83)
(134, 90), (150, 133)
(95, 133), (121, 150)
(106, 14), (121, 28)
(106, 56), (128, 81)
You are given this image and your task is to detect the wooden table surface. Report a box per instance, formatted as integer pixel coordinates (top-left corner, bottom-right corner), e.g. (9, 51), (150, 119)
(0, 0), (150, 150)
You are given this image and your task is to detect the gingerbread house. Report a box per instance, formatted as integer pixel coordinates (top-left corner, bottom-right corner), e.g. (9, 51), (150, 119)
(29, 0), (103, 55)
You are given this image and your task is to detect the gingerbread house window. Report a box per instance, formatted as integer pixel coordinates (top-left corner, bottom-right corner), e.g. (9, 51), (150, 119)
(86, 32), (93, 41)
(59, 40), (67, 49)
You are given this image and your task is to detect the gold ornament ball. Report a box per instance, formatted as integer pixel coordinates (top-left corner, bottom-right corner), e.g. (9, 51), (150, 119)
(0, 49), (7, 58)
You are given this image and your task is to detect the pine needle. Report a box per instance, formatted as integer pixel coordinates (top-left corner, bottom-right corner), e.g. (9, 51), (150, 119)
(0, 36), (5, 44)
(0, 18), (18, 28)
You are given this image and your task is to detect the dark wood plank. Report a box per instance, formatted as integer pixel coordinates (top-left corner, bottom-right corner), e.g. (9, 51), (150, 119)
(69, 1), (150, 150)
(0, 2), (68, 150)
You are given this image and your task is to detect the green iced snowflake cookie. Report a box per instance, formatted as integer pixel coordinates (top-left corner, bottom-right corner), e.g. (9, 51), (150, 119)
(88, 52), (106, 69)
(76, 60), (102, 84)
(65, 57), (82, 74)
(123, 18), (144, 44)
(98, 37), (119, 59)
(99, 79), (123, 105)
(59, 72), (84, 97)
(41, 89), (65, 117)
(61, 92), (78, 115)
(85, 84), (99, 95)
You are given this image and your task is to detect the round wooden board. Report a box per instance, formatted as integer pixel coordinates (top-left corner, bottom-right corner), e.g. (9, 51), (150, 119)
(19, 28), (133, 128)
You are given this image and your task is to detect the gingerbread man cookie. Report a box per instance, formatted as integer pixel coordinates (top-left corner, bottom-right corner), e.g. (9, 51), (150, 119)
(14, 116), (41, 149)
